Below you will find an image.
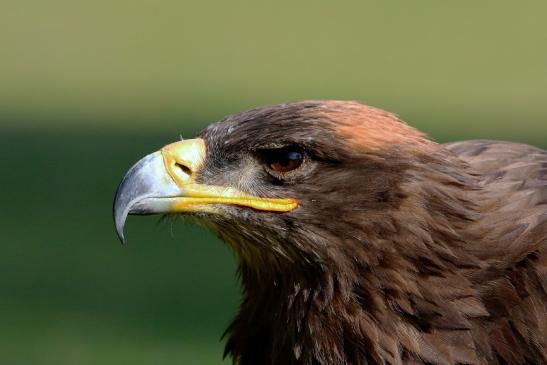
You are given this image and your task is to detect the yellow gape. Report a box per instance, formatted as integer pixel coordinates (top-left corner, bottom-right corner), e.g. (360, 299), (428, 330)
(159, 139), (298, 213)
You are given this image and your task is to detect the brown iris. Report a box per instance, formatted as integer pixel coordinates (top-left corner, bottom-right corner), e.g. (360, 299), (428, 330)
(264, 148), (304, 172)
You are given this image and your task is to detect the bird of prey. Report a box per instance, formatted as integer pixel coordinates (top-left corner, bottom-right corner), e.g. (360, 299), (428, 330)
(113, 101), (546, 365)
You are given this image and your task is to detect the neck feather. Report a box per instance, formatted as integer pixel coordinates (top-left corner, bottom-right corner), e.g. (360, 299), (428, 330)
(225, 152), (491, 365)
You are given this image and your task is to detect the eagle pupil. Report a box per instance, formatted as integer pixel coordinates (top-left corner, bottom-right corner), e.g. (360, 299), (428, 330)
(268, 150), (303, 172)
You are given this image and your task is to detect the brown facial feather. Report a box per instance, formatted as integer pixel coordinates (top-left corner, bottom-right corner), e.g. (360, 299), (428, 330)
(188, 101), (546, 365)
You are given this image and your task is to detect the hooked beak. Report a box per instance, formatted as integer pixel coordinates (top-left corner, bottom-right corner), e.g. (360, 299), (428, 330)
(113, 138), (298, 244)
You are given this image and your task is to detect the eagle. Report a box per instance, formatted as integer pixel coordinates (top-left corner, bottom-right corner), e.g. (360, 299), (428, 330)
(113, 101), (547, 365)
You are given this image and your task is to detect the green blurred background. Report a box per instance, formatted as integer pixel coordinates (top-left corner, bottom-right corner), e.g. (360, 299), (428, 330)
(1, 1), (546, 364)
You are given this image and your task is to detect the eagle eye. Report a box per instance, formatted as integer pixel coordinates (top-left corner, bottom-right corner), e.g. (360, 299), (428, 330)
(262, 148), (304, 173)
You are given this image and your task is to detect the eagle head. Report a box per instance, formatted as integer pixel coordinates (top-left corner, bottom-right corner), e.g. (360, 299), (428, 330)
(114, 101), (438, 272)
(113, 100), (547, 365)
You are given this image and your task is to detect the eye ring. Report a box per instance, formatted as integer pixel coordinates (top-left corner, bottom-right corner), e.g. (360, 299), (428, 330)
(261, 147), (304, 173)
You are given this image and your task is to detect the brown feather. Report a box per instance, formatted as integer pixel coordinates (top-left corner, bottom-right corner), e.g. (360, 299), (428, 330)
(190, 101), (547, 364)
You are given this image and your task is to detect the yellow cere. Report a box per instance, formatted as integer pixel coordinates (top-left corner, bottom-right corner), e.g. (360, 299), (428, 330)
(161, 138), (207, 186)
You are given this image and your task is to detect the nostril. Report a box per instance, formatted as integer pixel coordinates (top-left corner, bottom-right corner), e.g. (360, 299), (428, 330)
(175, 162), (192, 176)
